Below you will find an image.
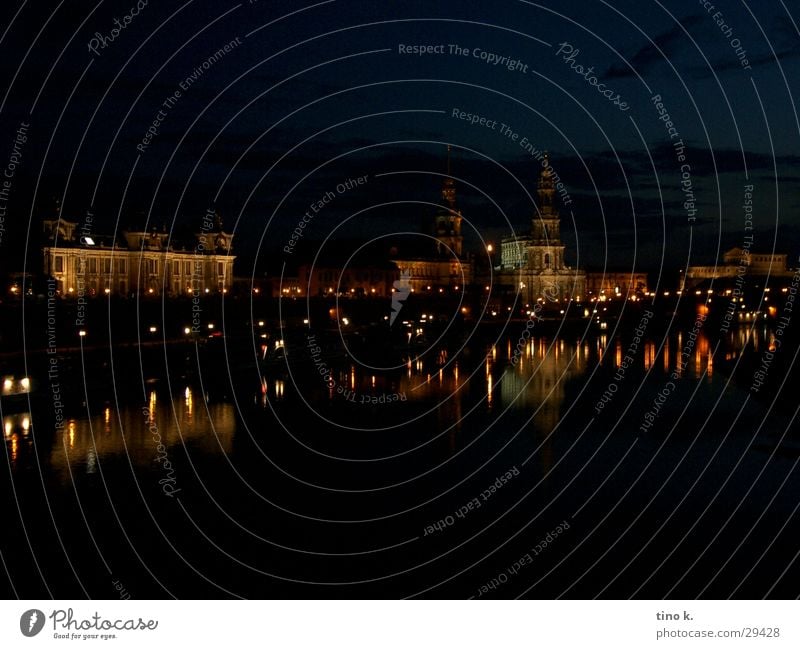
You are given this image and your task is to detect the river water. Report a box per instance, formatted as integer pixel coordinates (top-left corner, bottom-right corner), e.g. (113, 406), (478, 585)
(3, 321), (799, 598)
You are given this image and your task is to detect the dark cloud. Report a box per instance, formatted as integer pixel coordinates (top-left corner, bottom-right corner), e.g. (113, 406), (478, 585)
(604, 14), (704, 80)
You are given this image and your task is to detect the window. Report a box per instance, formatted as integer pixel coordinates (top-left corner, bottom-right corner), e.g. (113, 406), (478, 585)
(103, 258), (112, 274)
(117, 259), (127, 273)
(54, 256), (64, 273)
(217, 262), (224, 276)
(148, 259), (157, 274)
(544, 253), (551, 268)
(184, 261), (191, 275)
(89, 258), (98, 274)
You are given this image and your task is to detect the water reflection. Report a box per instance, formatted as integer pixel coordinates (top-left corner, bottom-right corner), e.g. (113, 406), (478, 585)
(4, 325), (774, 482)
(47, 387), (236, 484)
(3, 411), (32, 465)
(262, 327), (757, 429)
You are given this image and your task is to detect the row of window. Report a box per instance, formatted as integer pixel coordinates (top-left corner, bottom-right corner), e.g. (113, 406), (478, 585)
(314, 270), (390, 282)
(400, 264), (452, 278)
(54, 256), (127, 274)
(52, 255), (229, 277)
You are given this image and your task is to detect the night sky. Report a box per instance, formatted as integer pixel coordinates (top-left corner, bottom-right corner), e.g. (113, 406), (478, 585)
(1, 0), (799, 275)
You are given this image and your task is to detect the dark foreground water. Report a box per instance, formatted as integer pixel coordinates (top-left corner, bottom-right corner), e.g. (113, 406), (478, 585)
(3, 320), (800, 599)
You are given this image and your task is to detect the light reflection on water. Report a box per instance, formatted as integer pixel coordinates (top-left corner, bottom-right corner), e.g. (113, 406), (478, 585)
(45, 387), (236, 484)
(4, 326), (772, 479)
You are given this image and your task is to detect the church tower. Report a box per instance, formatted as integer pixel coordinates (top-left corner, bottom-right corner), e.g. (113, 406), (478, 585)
(528, 154), (565, 271)
(434, 145), (463, 257)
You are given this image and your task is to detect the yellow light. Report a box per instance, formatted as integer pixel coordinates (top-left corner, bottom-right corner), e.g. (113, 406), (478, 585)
(2, 379), (12, 393)
(149, 326), (157, 333)
(258, 321), (265, 327)
(184, 327), (191, 335)
(487, 244), (493, 252)
(78, 330), (87, 337)
(148, 288), (154, 294)
(20, 378), (30, 391)
(104, 288), (111, 294)
(207, 323), (214, 330)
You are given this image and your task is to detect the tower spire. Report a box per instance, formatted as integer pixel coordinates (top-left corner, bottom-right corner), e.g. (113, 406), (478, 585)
(537, 152), (556, 216)
(435, 145), (462, 256)
(441, 145), (456, 210)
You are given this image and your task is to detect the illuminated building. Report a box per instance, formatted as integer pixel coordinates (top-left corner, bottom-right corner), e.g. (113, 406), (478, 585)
(42, 214), (235, 297)
(584, 272), (648, 299)
(498, 155), (586, 301)
(390, 146), (473, 293)
(684, 248), (795, 288)
(298, 263), (398, 298)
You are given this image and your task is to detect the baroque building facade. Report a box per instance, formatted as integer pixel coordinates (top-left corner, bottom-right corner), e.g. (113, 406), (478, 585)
(684, 247), (796, 288)
(390, 147), (473, 293)
(497, 156), (586, 301)
(42, 213), (235, 297)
